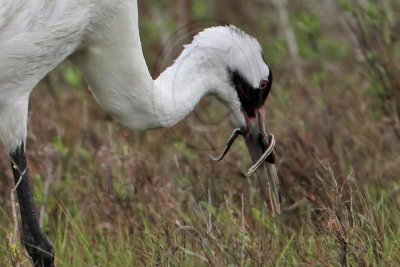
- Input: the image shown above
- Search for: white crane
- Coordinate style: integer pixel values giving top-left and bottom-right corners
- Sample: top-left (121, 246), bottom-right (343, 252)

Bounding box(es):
top-left (0, 0), bottom-right (280, 266)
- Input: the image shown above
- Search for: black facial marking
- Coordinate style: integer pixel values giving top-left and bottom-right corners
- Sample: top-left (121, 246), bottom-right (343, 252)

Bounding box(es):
top-left (268, 69), bottom-right (273, 91)
top-left (228, 68), bottom-right (272, 118)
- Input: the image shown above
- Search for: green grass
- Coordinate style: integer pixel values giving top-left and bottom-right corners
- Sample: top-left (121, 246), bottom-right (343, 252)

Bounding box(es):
top-left (1, 180), bottom-right (400, 266)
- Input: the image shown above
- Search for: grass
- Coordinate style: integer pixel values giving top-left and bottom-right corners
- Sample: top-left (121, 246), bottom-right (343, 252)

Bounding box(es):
top-left (1, 180), bottom-right (399, 266)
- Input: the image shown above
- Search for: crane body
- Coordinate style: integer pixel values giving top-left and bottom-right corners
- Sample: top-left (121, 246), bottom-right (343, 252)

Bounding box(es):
top-left (0, 1), bottom-right (279, 266)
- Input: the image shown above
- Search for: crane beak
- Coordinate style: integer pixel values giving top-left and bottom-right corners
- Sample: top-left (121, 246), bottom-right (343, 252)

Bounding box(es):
top-left (209, 108), bottom-right (280, 215)
top-left (244, 108), bottom-right (281, 215)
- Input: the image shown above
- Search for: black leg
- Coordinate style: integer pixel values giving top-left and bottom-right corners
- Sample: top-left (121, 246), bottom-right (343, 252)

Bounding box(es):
top-left (10, 144), bottom-right (54, 267)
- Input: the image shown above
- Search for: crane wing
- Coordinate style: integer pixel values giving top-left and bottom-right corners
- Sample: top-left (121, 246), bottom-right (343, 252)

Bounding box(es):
top-left (0, 0), bottom-right (91, 95)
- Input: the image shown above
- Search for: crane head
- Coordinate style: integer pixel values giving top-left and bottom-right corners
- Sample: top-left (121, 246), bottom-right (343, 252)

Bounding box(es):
top-left (192, 26), bottom-right (280, 214)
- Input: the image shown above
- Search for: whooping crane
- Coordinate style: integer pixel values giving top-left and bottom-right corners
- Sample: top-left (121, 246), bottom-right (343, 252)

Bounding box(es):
top-left (0, 0), bottom-right (279, 266)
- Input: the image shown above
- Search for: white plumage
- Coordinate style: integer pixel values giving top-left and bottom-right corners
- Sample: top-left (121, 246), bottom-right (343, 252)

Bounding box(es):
top-left (0, 0), bottom-right (268, 152)
top-left (0, 0), bottom-right (92, 151)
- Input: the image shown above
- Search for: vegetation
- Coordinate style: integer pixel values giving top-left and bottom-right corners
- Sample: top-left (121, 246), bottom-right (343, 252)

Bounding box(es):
top-left (1, 0), bottom-right (399, 266)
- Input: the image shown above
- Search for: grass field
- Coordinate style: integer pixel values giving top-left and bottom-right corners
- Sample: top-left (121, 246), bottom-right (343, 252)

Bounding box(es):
top-left (1, 1), bottom-right (400, 266)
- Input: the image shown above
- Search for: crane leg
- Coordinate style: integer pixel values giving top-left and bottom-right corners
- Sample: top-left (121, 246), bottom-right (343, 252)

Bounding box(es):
top-left (10, 144), bottom-right (54, 267)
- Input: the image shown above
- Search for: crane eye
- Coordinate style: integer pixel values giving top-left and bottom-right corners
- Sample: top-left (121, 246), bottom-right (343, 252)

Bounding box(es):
top-left (259, 80), bottom-right (268, 90)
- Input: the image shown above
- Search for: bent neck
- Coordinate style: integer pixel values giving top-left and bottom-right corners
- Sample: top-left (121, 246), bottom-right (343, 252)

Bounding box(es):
top-left (71, 0), bottom-right (219, 130)
top-left (151, 53), bottom-right (218, 127)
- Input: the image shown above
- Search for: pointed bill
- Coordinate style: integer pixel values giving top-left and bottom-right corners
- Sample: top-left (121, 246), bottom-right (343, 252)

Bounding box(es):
top-left (243, 108), bottom-right (280, 215)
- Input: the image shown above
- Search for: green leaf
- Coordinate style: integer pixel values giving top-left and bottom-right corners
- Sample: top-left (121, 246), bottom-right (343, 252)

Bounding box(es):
top-left (64, 67), bottom-right (83, 88)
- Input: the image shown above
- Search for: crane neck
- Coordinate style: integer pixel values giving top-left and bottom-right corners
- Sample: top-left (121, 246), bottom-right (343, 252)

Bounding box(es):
top-left (70, 0), bottom-right (217, 130)
top-left (151, 61), bottom-right (214, 128)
